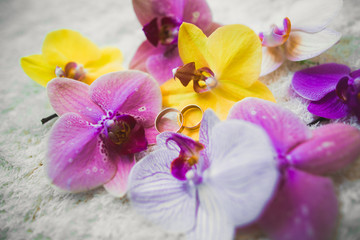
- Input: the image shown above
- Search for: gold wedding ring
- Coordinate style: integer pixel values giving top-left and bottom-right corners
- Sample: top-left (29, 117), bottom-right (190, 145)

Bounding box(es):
top-left (155, 105), bottom-right (204, 133)
top-left (155, 108), bottom-right (184, 133)
top-left (180, 104), bottom-right (203, 130)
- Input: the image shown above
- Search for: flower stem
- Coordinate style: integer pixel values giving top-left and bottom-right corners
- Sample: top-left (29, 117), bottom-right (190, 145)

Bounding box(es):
top-left (41, 113), bottom-right (58, 125)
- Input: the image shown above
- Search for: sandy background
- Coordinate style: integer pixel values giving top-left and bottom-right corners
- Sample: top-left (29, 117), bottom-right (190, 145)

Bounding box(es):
top-left (0, 0), bottom-right (360, 239)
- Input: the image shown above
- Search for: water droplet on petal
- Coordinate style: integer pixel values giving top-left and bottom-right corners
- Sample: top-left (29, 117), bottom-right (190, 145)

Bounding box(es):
top-left (92, 166), bottom-right (98, 172)
top-left (85, 169), bottom-right (91, 174)
top-left (99, 169), bottom-right (104, 174)
top-left (251, 110), bottom-right (257, 115)
top-left (68, 158), bottom-right (73, 163)
top-left (138, 106), bottom-right (146, 112)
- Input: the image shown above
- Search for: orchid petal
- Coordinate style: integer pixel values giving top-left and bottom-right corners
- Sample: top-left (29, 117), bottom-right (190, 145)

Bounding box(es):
top-left (161, 79), bottom-right (235, 120)
top-left (144, 126), bottom-right (158, 145)
top-left (90, 71), bottom-right (162, 128)
top-left (285, 28), bottom-right (341, 61)
top-left (46, 113), bottom-right (116, 192)
top-left (289, 0), bottom-right (343, 33)
top-left (292, 63), bottom-right (351, 101)
top-left (260, 18), bottom-right (291, 48)
top-left (213, 79), bottom-right (276, 103)
top-left (146, 50), bottom-right (183, 84)
top-left (308, 91), bottom-right (350, 119)
top-left (178, 22), bottom-right (210, 69)
top-left (207, 24), bottom-right (262, 88)
top-left (20, 54), bottom-right (56, 87)
top-left (128, 148), bottom-right (196, 233)
top-left (183, 0), bottom-right (212, 30)
top-left (129, 41), bottom-right (162, 73)
top-left (260, 46), bottom-right (285, 76)
top-left (203, 22), bottom-right (222, 36)
top-left (42, 29), bottom-right (101, 66)
top-left (132, 0), bottom-right (185, 26)
top-left (103, 154), bottom-right (136, 197)
top-left (259, 169), bottom-right (338, 240)
top-left (47, 78), bottom-right (105, 123)
top-left (228, 98), bottom-right (312, 157)
top-left (288, 123), bottom-right (360, 174)
top-left (207, 120), bottom-right (279, 225)
top-left (188, 183), bottom-right (234, 240)
top-left (84, 47), bottom-right (123, 85)
top-left (198, 110), bottom-right (220, 171)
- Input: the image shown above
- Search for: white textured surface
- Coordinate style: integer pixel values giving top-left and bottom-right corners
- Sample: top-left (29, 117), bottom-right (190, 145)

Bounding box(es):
top-left (0, 0), bottom-right (360, 239)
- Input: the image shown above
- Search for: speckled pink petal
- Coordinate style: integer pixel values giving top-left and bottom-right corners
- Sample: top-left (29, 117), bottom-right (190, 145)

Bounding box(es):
top-left (285, 29), bottom-right (341, 61)
top-left (228, 98), bottom-right (311, 157)
top-left (258, 169), bottom-right (338, 240)
top-left (288, 0), bottom-right (343, 33)
top-left (144, 126), bottom-right (158, 145)
top-left (89, 71), bottom-right (162, 128)
top-left (46, 113), bottom-right (116, 192)
top-left (183, 0), bottom-right (212, 30)
top-left (288, 123), bottom-right (360, 175)
top-left (260, 46), bottom-right (285, 76)
top-left (128, 148), bottom-right (196, 233)
top-left (292, 63), bottom-right (351, 101)
top-left (132, 0), bottom-right (185, 26)
top-left (47, 78), bottom-right (105, 123)
top-left (308, 91), bottom-right (350, 119)
top-left (146, 50), bottom-right (183, 84)
top-left (130, 41), bottom-right (163, 73)
top-left (103, 154), bottom-right (136, 197)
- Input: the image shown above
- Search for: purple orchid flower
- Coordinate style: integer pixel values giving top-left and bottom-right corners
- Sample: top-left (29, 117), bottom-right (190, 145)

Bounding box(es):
top-left (128, 110), bottom-right (279, 240)
top-left (130, 0), bottom-right (220, 84)
top-left (228, 97), bottom-right (360, 240)
top-left (292, 63), bottom-right (360, 121)
top-left (45, 71), bottom-right (162, 197)
top-left (259, 0), bottom-right (342, 76)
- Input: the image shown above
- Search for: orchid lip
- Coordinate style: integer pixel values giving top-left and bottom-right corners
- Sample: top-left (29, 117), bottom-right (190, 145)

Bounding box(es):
top-left (260, 17), bottom-right (292, 47)
top-left (55, 62), bottom-right (86, 81)
top-left (166, 134), bottom-right (204, 181)
top-left (143, 17), bottom-right (181, 47)
top-left (174, 62), bottom-right (217, 93)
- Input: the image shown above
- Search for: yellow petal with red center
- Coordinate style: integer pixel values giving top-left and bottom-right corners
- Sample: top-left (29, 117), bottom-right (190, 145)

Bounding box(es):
top-left (20, 54), bottom-right (56, 86)
top-left (213, 80), bottom-right (276, 103)
top-left (178, 23), bottom-right (210, 69)
top-left (42, 29), bottom-right (101, 66)
top-left (84, 47), bottom-right (124, 84)
top-left (207, 24), bottom-right (262, 88)
top-left (161, 79), bottom-right (234, 120)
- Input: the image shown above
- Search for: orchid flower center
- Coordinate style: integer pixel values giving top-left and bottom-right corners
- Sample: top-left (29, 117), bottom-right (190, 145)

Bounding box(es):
top-left (336, 73), bottom-right (360, 119)
top-left (143, 17), bottom-right (181, 47)
top-left (259, 17), bottom-right (292, 47)
top-left (174, 62), bottom-right (217, 93)
top-left (101, 114), bottom-right (147, 154)
top-left (106, 119), bottom-right (131, 145)
top-left (166, 134), bottom-right (204, 181)
top-left (55, 62), bottom-right (86, 81)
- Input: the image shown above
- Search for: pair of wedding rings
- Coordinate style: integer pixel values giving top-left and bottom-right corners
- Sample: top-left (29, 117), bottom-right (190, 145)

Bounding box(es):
top-left (155, 104), bottom-right (203, 133)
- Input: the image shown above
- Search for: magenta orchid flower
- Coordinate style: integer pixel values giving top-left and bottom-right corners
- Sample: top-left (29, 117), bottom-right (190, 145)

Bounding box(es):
top-left (259, 0), bottom-right (343, 76)
top-left (128, 110), bottom-right (279, 240)
top-left (130, 0), bottom-right (219, 84)
top-left (292, 63), bottom-right (360, 121)
top-left (229, 97), bottom-right (360, 240)
top-left (45, 71), bottom-right (162, 197)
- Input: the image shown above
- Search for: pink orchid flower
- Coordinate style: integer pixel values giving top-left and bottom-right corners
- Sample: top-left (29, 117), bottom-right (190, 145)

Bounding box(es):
top-left (45, 71), bottom-right (161, 197)
top-left (130, 0), bottom-right (219, 84)
top-left (259, 0), bottom-right (343, 76)
top-left (229, 98), bottom-right (360, 240)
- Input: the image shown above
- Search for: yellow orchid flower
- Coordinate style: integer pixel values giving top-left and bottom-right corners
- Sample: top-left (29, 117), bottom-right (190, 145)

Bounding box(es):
top-left (161, 23), bottom-right (275, 121)
top-left (20, 29), bottom-right (123, 86)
